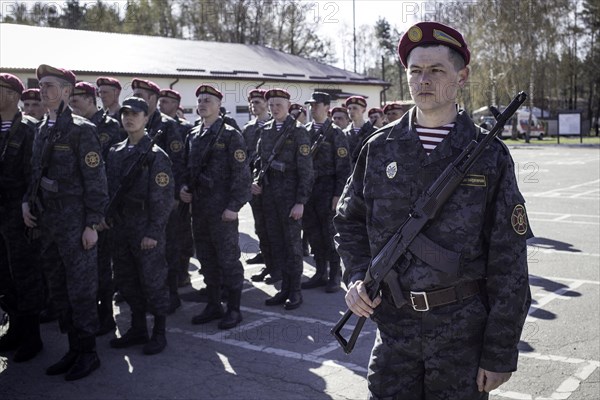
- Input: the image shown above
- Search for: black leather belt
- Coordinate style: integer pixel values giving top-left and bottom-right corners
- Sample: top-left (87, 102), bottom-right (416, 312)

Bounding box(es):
top-left (403, 280), bottom-right (481, 312)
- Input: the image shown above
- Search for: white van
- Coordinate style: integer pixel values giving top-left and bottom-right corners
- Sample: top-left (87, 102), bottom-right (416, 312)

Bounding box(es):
top-left (501, 110), bottom-right (546, 139)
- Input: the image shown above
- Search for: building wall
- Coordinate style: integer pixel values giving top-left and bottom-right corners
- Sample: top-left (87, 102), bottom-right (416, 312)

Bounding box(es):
top-left (8, 70), bottom-right (384, 127)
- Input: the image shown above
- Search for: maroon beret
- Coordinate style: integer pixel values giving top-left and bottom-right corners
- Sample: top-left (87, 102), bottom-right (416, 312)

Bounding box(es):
top-left (265, 88), bottom-right (290, 100)
top-left (36, 64), bottom-right (76, 85)
top-left (159, 89), bottom-right (181, 101)
top-left (21, 88), bottom-right (41, 102)
top-left (330, 106), bottom-right (348, 115)
top-left (248, 89), bottom-right (267, 101)
top-left (72, 81), bottom-right (97, 97)
top-left (345, 96), bottom-right (367, 108)
top-left (195, 84), bottom-right (223, 99)
top-left (398, 22), bottom-right (470, 68)
top-left (383, 103), bottom-right (405, 114)
top-left (368, 107), bottom-right (383, 117)
top-left (288, 103), bottom-right (305, 114)
top-left (96, 76), bottom-right (121, 90)
top-left (0, 73), bottom-right (25, 94)
top-left (131, 78), bottom-right (160, 95)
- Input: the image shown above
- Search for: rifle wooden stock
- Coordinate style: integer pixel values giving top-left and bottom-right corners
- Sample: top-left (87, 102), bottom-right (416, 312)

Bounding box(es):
top-left (331, 92), bottom-right (528, 354)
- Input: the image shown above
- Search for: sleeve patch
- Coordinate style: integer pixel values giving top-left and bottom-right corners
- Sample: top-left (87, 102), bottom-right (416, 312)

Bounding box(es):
top-left (337, 147), bottom-right (348, 158)
top-left (84, 152), bottom-right (101, 168)
top-left (299, 144), bottom-right (310, 156)
top-left (99, 132), bottom-right (111, 144)
top-left (155, 172), bottom-right (170, 187)
top-left (511, 204), bottom-right (528, 235)
top-left (234, 149), bottom-right (247, 162)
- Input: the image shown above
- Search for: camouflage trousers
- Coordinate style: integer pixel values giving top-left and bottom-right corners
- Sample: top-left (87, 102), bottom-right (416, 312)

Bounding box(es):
top-left (192, 204), bottom-right (244, 292)
top-left (249, 194), bottom-right (275, 271)
top-left (261, 188), bottom-right (303, 283)
top-left (111, 220), bottom-right (169, 316)
top-left (0, 202), bottom-right (43, 315)
top-left (303, 176), bottom-right (339, 264)
top-left (368, 295), bottom-right (489, 400)
top-left (97, 230), bottom-right (113, 299)
top-left (40, 205), bottom-right (99, 336)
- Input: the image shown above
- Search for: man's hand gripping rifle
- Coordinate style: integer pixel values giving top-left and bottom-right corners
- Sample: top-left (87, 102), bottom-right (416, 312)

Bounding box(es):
top-left (331, 92), bottom-right (528, 354)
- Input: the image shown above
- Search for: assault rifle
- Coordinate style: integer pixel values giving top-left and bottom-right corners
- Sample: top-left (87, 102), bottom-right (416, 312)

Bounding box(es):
top-left (105, 130), bottom-right (164, 225)
top-left (26, 101), bottom-right (65, 241)
top-left (254, 110), bottom-right (303, 186)
top-left (309, 120), bottom-right (335, 159)
top-left (178, 112), bottom-right (227, 217)
top-left (331, 92), bottom-right (528, 354)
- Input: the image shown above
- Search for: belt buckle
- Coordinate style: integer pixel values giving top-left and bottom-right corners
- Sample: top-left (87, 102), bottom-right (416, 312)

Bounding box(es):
top-left (410, 291), bottom-right (430, 312)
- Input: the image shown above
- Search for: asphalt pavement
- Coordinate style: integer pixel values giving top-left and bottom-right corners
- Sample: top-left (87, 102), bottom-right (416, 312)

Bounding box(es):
top-left (1, 145), bottom-right (598, 400)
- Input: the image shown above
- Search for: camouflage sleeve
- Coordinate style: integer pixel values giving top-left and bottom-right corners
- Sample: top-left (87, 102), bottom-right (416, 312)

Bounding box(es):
top-left (145, 150), bottom-right (174, 241)
top-left (21, 120), bottom-right (36, 192)
top-left (226, 129), bottom-right (252, 212)
top-left (77, 124), bottom-right (109, 227)
top-left (333, 127), bottom-right (351, 196)
top-left (104, 119), bottom-right (125, 155)
top-left (24, 126), bottom-right (44, 203)
top-left (480, 153), bottom-right (532, 372)
top-left (294, 126), bottom-right (314, 204)
top-left (163, 120), bottom-right (185, 196)
top-left (181, 131), bottom-right (193, 191)
top-left (333, 145), bottom-right (372, 285)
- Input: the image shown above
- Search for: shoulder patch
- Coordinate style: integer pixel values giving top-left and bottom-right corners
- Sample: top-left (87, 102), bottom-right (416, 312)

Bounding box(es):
top-left (155, 172), bottom-right (170, 187)
top-left (337, 147), bottom-right (348, 158)
top-left (170, 140), bottom-right (183, 153)
top-left (299, 144), bottom-right (310, 156)
top-left (84, 152), bottom-right (101, 168)
top-left (511, 204), bottom-right (528, 235)
top-left (99, 132), bottom-right (111, 144)
top-left (234, 149), bottom-right (247, 162)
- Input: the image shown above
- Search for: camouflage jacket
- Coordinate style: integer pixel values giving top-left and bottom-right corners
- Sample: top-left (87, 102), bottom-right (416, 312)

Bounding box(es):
top-left (90, 109), bottom-right (125, 160)
top-left (106, 134), bottom-right (174, 241)
top-left (344, 120), bottom-right (376, 164)
top-left (182, 118), bottom-right (251, 213)
top-left (255, 114), bottom-right (314, 205)
top-left (146, 109), bottom-right (185, 194)
top-left (242, 116), bottom-right (271, 163)
top-left (305, 118), bottom-right (351, 196)
top-left (334, 109), bottom-right (532, 372)
top-left (0, 112), bottom-right (36, 198)
top-left (27, 107), bottom-right (108, 227)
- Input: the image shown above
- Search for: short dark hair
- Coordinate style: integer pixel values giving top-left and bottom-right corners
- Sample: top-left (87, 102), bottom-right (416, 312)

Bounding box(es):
top-left (407, 44), bottom-right (466, 71)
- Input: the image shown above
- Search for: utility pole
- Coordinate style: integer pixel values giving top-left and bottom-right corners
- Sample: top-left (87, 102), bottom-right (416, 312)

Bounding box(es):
top-left (353, 0), bottom-right (357, 73)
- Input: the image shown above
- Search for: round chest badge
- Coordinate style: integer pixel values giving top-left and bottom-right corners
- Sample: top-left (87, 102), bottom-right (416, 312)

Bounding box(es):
top-left (170, 141), bottom-right (183, 153)
top-left (85, 152), bottom-right (100, 168)
top-left (234, 149), bottom-right (247, 162)
top-left (155, 172), bottom-right (170, 187)
top-left (299, 144), bottom-right (310, 156)
top-left (408, 26), bottom-right (423, 42)
top-left (337, 147), bottom-right (348, 158)
top-left (386, 162), bottom-right (397, 179)
top-left (99, 132), bottom-right (110, 144)
top-left (511, 204), bottom-right (528, 235)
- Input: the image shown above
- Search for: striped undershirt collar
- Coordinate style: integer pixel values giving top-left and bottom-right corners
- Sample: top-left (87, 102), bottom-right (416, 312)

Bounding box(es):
top-left (415, 123), bottom-right (455, 155)
top-left (1, 121), bottom-right (12, 131)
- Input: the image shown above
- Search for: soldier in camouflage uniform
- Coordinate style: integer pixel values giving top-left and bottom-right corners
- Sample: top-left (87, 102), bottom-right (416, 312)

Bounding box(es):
top-left (22, 65), bottom-right (108, 381)
top-left (131, 79), bottom-right (185, 314)
top-left (383, 102), bottom-right (407, 124)
top-left (0, 73), bottom-right (44, 362)
top-left (180, 85), bottom-right (250, 330)
top-left (367, 107), bottom-right (384, 128)
top-left (96, 77), bottom-right (122, 120)
top-left (301, 92), bottom-right (350, 293)
top-left (334, 22), bottom-right (531, 399)
top-left (70, 81), bottom-right (125, 336)
top-left (331, 106), bottom-right (350, 131)
top-left (343, 96), bottom-right (376, 165)
top-left (243, 89), bottom-right (278, 281)
top-left (158, 88), bottom-right (195, 287)
top-left (251, 89), bottom-right (314, 310)
top-left (21, 88), bottom-right (46, 122)
top-left (103, 96), bottom-right (174, 355)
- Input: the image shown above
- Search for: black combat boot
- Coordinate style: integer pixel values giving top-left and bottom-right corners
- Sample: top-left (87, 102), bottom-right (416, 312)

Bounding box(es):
top-left (13, 314), bottom-right (43, 362)
top-left (301, 259), bottom-right (328, 289)
top-left (284, 277), bottom-right (303, 310)
top-left (325, 260), bottom-right (342, 293)
top-left (250, 267), bottom-right (269, 282)
top-left (167, 270), bottom-right (182, 315)
top-left (143, 315), bottom-right (167, 355)
top-left (96, 295), bottom-right (116, 336)
top-left (246, 252), bottom-right (264, 265)
top-left (46, 331), bottom-right (79, 375)
top-left (218, 289), bottom-right (242, 330)
top-left (0, 313), bottom-right (21, 352)
top-left (65, 335), bottom-right (100, 381)
top-left (191, 286), bottom-right (224, 324)
top-left (109, 311), bottom-right (148, 348)
top-left (265, 274), bottom-right (290, 306)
